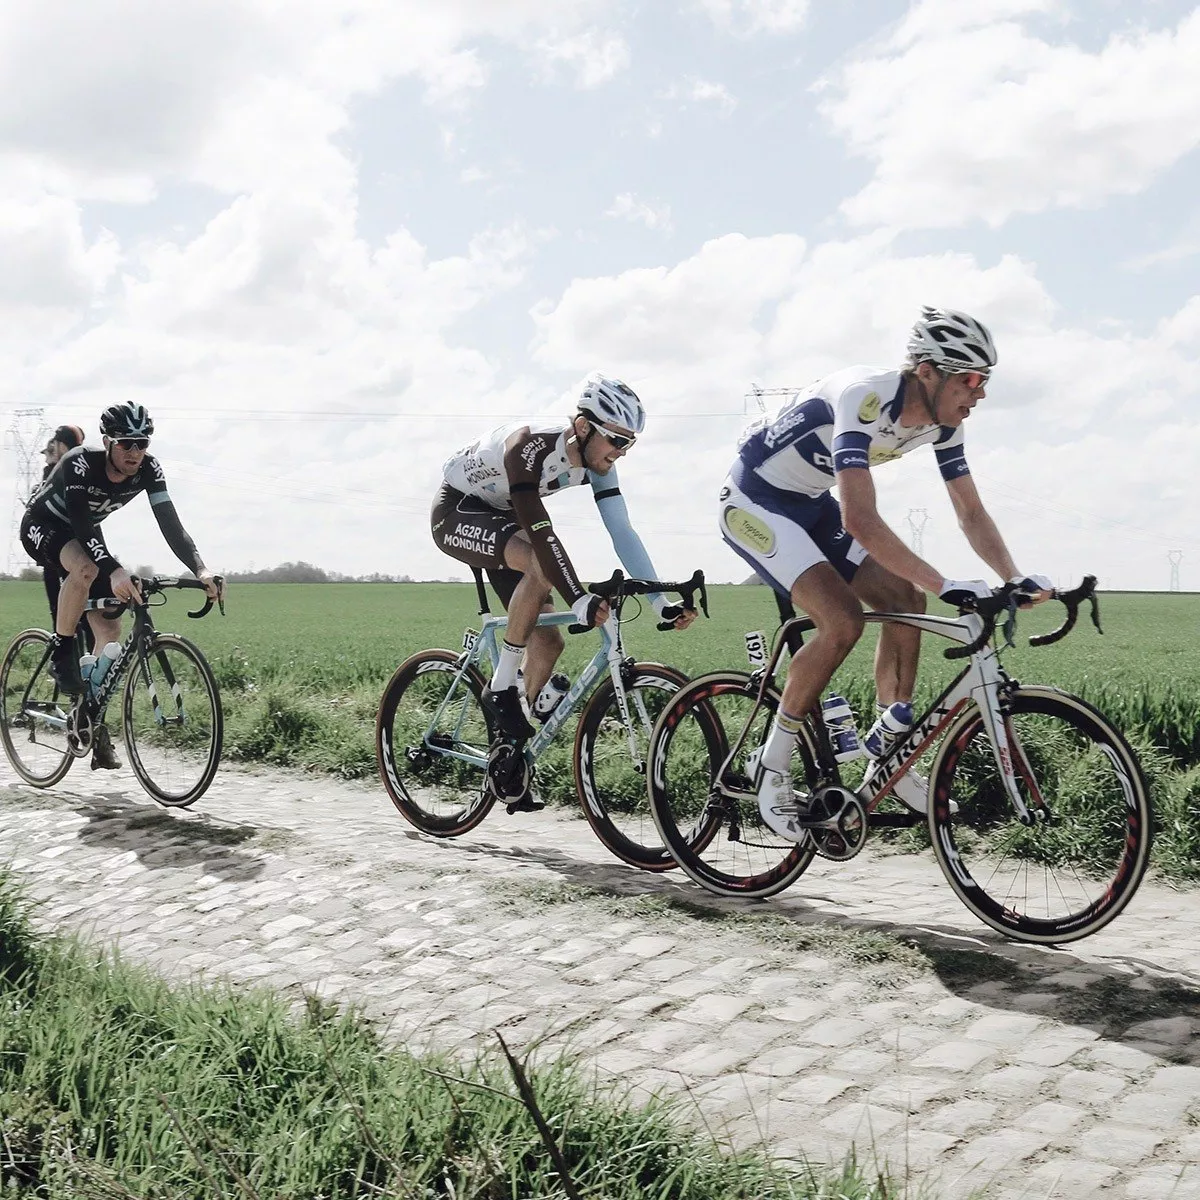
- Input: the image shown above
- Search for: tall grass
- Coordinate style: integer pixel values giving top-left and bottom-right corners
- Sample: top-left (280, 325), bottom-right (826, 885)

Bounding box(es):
top-left (0, 871), bottom-right (911, 1199)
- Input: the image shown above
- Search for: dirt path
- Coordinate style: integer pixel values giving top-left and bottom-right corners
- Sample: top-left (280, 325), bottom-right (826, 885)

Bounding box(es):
top-left (2, 756), bottom-right (1198, 1199)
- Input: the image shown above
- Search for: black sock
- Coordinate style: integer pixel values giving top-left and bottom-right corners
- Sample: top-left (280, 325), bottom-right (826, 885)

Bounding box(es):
top-left (50, 633), bottom-right (70, 657)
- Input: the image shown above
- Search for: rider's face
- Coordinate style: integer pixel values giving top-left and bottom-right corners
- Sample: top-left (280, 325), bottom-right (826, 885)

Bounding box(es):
top-left (107, 437), bottom-right (148, 476)
top-left (578, 418), bottom-right (635, 474)
top-left (934, 369), bottom-right (988, 426)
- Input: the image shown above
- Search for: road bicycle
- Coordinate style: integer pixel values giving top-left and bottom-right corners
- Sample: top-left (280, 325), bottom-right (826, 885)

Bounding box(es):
top-left (1, 576), bottom-right (225, 807)
top-left (376, 569), bottom-right (710, 871)
top-left (647, 578), bottom-right (1153, 944)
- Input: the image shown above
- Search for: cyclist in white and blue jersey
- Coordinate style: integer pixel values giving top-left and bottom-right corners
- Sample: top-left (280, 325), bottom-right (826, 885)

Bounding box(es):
top-left (718, 307), bottom-right (1051, 835)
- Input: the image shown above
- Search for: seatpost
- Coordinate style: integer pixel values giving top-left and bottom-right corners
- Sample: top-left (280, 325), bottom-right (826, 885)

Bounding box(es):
top-left (775, 590), bottom-right (805, 655)
top-left (470, 567), bottom-right (492, 616)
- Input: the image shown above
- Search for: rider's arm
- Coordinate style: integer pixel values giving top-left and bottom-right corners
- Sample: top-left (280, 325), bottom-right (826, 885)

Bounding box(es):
top-left (503, 432), bottom-right (587, 606)
top-left (62, 456), bottom-right (118, 570)
top-left (944, 474), bottom-right (1019, 580)
top-left (589, 469), bottom-right (667, 615)
top-left (837, 466), bottom-right (944, 593)
top-left (143, 459), bottom-right (207, 575)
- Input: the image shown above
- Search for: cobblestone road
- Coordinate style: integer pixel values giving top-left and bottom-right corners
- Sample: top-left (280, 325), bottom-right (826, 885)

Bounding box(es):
top-left (2, 756), bottom-right (1199, 1200)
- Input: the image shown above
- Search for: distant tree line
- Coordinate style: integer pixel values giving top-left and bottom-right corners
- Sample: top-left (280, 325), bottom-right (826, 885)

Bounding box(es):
top-left (0, 562), bottom-right (415, 584)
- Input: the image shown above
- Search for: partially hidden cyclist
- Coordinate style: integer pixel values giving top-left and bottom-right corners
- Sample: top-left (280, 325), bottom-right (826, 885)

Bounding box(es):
top-left (718, 306), bottom-right (1050, 837)
top-left (19, 402), bottom-right (225, 770)
top-left (37, 424), bottom-right (88, 634)
top-left (433, 375), bottom-right (695, 743)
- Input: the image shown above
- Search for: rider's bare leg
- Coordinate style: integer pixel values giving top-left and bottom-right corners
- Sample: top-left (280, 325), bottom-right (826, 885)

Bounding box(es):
top-left (55, 541), bottom-right (96, 641)
top-left (851, 557), bottom-right (924, 707)
top-left (501, 535), bottom-right (564, 703)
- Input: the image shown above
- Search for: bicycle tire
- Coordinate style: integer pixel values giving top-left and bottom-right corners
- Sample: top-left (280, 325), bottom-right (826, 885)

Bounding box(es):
top-left (574, 662), bottom-right (702, 871)
top-left (376, 649), bottom-right (496, 836)
top-left (123, 634), bottom-right (223, 807)
top-left (648, 670), bottom-right (818, 898)
top-left (0, 629), bottom-right (74, 788)
top-left (929, 685), bottom-right (1153, 943)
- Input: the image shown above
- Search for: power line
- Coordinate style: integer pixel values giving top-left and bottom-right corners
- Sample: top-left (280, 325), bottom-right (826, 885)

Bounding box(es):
top-left (4, 408), bottom-right (46, 575)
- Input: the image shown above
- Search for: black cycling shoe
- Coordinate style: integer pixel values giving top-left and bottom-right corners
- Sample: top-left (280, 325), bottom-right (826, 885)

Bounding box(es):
top-left (481, 685), bottom-right (534, 742)
top-left (49, 652), bottom-right (85, 697)
top-left (90, 724), bottom-right (122, 771)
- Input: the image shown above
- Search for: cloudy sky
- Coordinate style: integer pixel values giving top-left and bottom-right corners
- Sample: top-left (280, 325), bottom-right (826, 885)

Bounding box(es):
top-left (3, 0), bottom-right (1199, 591)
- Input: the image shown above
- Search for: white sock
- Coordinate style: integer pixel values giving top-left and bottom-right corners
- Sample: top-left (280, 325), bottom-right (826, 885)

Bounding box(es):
top-left (490, 640), bottom-right (524, 692)
top-left (762, 709), bottom-right (804, 774)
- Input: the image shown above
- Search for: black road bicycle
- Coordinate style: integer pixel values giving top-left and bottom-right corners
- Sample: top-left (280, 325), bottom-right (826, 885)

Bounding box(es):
top-left (1, 575), bottom-right (225, 807)
top-left (647, 578), bottom-right (1153, 944)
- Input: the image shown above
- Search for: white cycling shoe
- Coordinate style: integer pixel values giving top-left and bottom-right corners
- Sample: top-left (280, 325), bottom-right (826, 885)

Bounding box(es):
top-left (861, 761), bottom-right (957, 816)
top-left (749, 748), bottom-right (812, 842)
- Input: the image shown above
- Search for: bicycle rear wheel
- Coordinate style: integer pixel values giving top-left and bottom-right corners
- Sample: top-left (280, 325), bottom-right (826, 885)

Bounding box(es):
top-left (123, 634), bottom-right (223, 807)
top-left (0, 629), bottom-right (73, 788)
top-left (376, 649), bottom-right (496, 836)
top-left (929, 685), bottom-right (1153, 943)
top-left (648, 671), bottom-right (817, 897)
top-left (574, 662), bottom-right (704, 871)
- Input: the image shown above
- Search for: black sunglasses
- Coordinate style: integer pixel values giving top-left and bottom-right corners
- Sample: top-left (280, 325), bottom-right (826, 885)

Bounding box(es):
top-left (114, 437), bottom-right (150, 451)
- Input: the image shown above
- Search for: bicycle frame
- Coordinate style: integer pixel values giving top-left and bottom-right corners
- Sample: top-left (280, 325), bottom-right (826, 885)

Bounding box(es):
top-left (743, 607), bottom-right (1041, 823)
top-left (429, 607), bottom-right (642, 770)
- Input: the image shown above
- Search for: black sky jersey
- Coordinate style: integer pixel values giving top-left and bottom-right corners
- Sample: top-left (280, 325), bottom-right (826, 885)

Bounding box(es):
top-left (25, 446), bottom-right (204, 574)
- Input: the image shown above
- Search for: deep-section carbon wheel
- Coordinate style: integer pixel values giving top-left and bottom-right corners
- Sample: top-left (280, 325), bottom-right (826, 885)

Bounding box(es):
top-left (929, 685), bottom-right (1153, 943)
top-left (648, 670), bottom-right (818, 898)
top-left (376, 649), bottom-right (496, 836)
top-left (123, 634), bottom-right (223, 807)
top-left (0, 629), bottom-right (73, 788)
top-left (574, 662), bottom-right (697, 871)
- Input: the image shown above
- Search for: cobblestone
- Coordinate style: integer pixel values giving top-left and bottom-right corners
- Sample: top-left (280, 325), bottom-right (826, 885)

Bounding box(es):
top-left (4, 758), bottom-right (1200, 1200)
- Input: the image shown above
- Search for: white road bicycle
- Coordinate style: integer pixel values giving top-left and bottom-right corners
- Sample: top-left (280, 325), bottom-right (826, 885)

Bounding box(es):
top-left (647, 578), bottom-right (1153, 944)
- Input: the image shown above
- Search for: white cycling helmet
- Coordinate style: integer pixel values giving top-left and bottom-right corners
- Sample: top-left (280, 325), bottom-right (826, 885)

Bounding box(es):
top-left (578, 375), bottom-right (646, 435)
top-left (906, 306), bottom-right (997, 373)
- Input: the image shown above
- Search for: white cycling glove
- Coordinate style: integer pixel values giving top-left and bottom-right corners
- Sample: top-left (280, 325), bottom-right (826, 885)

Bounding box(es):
top-left (1010, 573), bottom-right (1053, 599)
top-left (571, 593), bottom-right (604, 627)
top-left (938, 578), bottom-right (992, 607)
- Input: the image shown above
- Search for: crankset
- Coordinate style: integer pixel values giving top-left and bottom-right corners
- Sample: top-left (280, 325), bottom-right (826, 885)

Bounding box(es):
top-left (66, 703), bottom-right (96, 758)
top-left (805, 785), bottom-right (868, 862)
top-left (486, 741), bottom-right (542, 814)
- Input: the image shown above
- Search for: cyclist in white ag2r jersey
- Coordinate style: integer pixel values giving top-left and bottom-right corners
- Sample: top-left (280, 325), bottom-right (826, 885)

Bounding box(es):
top-left (719, 307), bottom-right (1052, 836)
top-left (434, 376), bottom-right (696, 743)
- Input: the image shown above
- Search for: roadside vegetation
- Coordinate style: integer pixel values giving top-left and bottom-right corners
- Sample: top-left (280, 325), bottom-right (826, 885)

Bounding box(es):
top-left (0, 870), bottom-right (914, 1199)
top-left (2, 581), bottom-right (1198, 880)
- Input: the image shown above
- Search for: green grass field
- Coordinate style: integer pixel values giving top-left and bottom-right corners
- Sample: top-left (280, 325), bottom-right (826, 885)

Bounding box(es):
top-left (3, 580), bottom-right (1199, 876)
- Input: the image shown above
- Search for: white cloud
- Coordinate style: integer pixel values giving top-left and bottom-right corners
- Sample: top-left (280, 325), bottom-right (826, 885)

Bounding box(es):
top-left (695, 0), bottom-right (810, 35)
top-left (822, 3), bottom-right (1200, 229)
top-left (534, 28), bottom-right (631, 89)
top-left (605, 193), bottom-right (674, 233)
top-left (661, 76), bottom-right (737, 115)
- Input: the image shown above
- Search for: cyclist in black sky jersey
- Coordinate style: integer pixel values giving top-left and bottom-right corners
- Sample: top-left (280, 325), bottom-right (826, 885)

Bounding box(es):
top-left (21, 402), bottom-right (224, 767)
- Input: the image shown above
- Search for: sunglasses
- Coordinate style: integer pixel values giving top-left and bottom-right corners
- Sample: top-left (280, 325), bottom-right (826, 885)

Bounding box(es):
top-left (586, 419), bottom-right (637, 450)
top-left (113, 437), bottom-right (150, 451)
top-left (941, 368), bottom-right (990, 389)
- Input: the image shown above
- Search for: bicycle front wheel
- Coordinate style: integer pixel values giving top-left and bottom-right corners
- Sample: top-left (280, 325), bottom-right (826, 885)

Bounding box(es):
top-left (574, 662), bottom-right (700, 871)
top-left (648, 671), bottom-right (818, 898)
top-left (0, 629), bottom-right (73, 788)
top-left (123, 634), bottom-right (223, 807)
top-left (929, 685), bottom-right (1153, 943)
top-left (376, 649), bottom-right (496, 836)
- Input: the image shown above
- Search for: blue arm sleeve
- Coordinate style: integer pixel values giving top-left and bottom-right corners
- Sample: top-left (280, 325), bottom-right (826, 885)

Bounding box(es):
top-left (589, 469), bottom-right (666, 615)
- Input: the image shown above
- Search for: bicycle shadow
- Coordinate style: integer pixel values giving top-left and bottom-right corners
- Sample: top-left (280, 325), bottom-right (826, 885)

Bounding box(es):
top-left (403, 826), bottom-right (1200, 1068)
top-left (72, 789), bottom-right (268, 883)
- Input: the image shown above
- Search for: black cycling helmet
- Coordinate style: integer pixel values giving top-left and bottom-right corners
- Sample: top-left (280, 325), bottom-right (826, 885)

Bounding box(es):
top-left (99, 401), bottom-right (154, 439)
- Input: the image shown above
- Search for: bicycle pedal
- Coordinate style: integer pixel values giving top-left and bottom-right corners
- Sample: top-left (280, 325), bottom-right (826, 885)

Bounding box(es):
top-left (505, 796), bottom-right (545, 815)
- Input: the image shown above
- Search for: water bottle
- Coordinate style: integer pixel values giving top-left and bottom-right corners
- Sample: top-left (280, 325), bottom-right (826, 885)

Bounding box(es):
top-left (90, 642), bottom-right (123, 694)
top-left (821, 693), bottom-right (864, 763)
top-left (79, 653), bottom-right (98, 694)
top-left (532, 673), bottom-right (570, 722)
